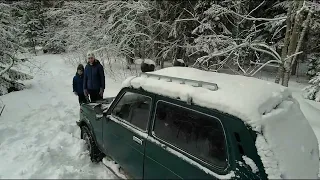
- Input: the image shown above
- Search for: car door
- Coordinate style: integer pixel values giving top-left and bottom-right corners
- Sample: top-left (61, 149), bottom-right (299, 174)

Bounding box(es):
top-left (103, 88), bottom-right (154, 179)
top-left (90, 105), bottom-right (104, 146)
top-left (144, 97), bottom-right (232, 179)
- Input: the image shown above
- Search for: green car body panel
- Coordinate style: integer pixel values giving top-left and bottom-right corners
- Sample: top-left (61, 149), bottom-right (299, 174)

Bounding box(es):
top-left (78, 87), bottom-right (268, 179)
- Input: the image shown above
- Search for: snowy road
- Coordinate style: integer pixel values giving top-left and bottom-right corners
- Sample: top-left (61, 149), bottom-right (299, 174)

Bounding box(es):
top-left (0, 55), bottom-right (121, 179)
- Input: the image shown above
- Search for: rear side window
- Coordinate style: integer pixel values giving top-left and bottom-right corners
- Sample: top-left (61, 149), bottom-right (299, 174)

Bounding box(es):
top-left (153, 101), bottom-right (227, 168)
top-left (112, 91), bottom-right (151, 131)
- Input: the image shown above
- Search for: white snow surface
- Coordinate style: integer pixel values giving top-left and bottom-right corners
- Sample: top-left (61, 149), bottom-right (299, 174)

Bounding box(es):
top-left (143, 59), bottom-right (156, 66)
top-left (123, 66), bottom-right (290, 129)
top-left (102, 158), bottom-right (127, 179)
top-left (242, 156), bottom-right (258, 173)
top-left (258, 98), bottom-right (319, 179)
top-left (134, 58), bottom-right (156, 66)
top-left (176, 59), bottom-right (185, 63)
top-left (0, 54), bottom-right (122, 179)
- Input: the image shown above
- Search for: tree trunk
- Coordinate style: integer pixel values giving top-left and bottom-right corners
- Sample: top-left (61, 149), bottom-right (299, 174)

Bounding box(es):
top-left (275, 1), bottom-right (294, 84)
top-left (160, 58), bottom-right (164, 69)
top-left (282, 0), bottom-right (304, 87)
top-left (283, 1), bottom-right (312, 86)
top-left (291, 59), bottom-right (298, 75)
top-left (33, 39), bottom-right (37, 55)
top-left (291, 6), bottom-right (313, 71)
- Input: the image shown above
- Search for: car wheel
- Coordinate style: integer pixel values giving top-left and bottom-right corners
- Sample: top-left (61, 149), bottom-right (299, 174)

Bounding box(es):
top-left (81, 125), bottom-right (104, 163)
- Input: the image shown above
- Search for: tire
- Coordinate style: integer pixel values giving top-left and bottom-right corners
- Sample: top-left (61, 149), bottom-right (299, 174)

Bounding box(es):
top-left (81, 125), bottom-right (104, 163)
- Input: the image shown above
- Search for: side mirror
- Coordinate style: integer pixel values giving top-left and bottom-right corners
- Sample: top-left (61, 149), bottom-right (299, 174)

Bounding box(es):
top-left (94, 105), bottom-right (103, 120)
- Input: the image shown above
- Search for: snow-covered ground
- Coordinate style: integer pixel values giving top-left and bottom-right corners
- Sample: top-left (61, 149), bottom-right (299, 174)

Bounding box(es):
top-left (0, 54), bottom-right (122, 179)
top-left (0, 54), bottom-right (320, 178)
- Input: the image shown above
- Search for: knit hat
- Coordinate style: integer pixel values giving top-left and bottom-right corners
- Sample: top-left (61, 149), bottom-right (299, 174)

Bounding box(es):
top-left (77, 64), bottom-right (84, 71)
top-left (87, 51), bottom-right (95, 59)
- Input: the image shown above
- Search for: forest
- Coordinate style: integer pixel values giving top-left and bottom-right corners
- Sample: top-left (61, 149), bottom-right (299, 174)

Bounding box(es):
top-left (1, 0), bottom-right (320, 101)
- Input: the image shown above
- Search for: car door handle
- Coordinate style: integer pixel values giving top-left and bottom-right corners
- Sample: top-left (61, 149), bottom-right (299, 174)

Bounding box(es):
top-left (132, 136), bottom-right (143, 145)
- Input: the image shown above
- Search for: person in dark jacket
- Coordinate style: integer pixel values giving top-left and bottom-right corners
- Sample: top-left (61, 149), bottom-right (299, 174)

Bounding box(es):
top-left (83, 51), bottom-right (105, 102)
top-left (73, 64), bottom-right (88, 104)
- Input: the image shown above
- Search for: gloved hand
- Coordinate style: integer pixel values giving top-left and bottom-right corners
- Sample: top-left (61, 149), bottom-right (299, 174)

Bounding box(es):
top-left (84, 89), bottom-right (88, 96)
top-left (99, 88), bottom-right (104, 97)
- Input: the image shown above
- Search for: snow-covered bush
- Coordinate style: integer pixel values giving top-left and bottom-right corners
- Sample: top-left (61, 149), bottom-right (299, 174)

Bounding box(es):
top-left (0, 3), bottom-right (33, 96)
top-left (303, 72), bottom-right (320, 102)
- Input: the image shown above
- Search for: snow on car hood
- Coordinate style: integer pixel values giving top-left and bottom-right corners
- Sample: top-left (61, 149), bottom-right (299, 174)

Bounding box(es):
top-left (87, 99), bottom-right (114, 113)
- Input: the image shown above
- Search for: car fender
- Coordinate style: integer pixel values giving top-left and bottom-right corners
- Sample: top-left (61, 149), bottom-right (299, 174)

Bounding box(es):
top-left (78, 117), bottom-right (98, 143)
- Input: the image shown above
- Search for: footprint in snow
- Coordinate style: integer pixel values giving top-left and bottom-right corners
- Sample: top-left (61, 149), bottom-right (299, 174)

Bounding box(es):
top-left (0, 128), bottom-right (18, 144)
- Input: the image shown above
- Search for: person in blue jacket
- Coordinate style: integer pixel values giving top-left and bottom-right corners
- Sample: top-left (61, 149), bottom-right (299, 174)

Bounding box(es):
top-left (73, 64), bottom-right (88, 104)
top-left (83, 51), bottom-right (105, 102)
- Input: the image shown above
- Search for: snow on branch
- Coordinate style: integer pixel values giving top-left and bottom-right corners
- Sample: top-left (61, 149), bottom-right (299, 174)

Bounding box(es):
top-left (249, 43), bottom-right (281, 62)
top-left (205, 4), bottom-right (287, 22)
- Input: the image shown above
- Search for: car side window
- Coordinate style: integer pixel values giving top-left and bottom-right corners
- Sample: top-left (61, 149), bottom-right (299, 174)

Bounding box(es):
top-left (112, 91), bottom-right (151, 131)
top-left (153, 101), bottom-right (227, 168)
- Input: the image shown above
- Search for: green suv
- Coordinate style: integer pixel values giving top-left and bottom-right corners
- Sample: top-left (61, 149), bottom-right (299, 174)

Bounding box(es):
top-left (77, 67), bottom-right (319, 179)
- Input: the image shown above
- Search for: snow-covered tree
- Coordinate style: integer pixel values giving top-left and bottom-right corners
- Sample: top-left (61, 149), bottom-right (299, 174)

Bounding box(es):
top-left (21, 1), bottom-right (45, 54)
top-left (306, 53), bottom-right (320, 79)
top-left (43, 1), bottom-right (109, 57)
top-left (303, 72), bottom-right (320, 102)
top-left (190, 0), bottom-right (285, 75)
top-left (0, 3), bottom-right (33, 96)
top-left (42, 1), bottom-right (69, 54)
top-left (45, 0), bottom-right (200, 69)
top-left (188, 0), bottom-right (319, 87)
top-left (24, 0), bottom-right (319, 87)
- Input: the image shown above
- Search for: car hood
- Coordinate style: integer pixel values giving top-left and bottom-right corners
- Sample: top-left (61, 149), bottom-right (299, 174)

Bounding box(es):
top-left (87, 97), bottom-right (115, 111)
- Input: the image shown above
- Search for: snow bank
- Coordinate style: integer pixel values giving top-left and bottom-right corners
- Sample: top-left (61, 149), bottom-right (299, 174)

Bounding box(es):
top-left (258, 98), bottom-right (319, 179)
top-left (293, 92), bottom-right (320, 177)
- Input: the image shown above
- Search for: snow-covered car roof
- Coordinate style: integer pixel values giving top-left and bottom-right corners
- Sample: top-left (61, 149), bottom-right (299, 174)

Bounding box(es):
top-left (122, 66), bottom-right (291, 128)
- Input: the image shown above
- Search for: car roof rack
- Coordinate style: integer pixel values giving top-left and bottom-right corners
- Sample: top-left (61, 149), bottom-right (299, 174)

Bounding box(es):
top-left (139, 72), bottom-right (219, 91)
